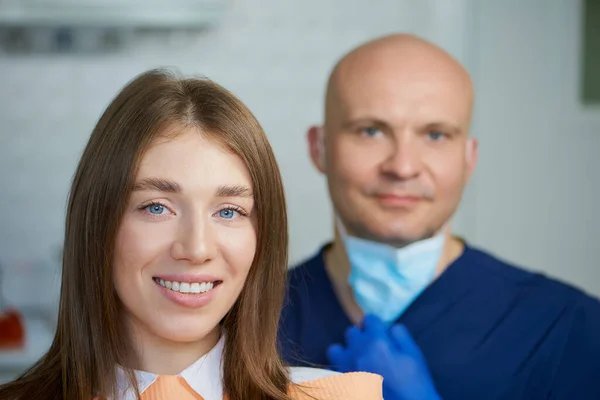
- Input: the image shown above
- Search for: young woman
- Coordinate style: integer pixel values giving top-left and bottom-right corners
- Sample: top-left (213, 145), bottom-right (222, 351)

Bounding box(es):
top-left (0, 70), bottom-right (382, 400)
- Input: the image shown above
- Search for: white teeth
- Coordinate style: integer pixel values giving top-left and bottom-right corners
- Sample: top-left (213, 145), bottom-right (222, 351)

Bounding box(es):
top-left (180, 282), bottom-right (191, 293)
top-left (155, 278), bottom-right (216, 294)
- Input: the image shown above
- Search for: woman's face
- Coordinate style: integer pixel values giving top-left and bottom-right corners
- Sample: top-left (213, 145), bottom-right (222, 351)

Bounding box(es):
top-left (113, 128), bottom-right (257, 354)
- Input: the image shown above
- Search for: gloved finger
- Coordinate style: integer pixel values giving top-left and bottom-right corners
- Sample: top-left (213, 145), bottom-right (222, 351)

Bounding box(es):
top-left (362, 314), bottom-right (388, 337)
top-left (326, 343), bottom-right (354, 372)
top-left (389, 324), bottom-right (426, 363)
top-left (354, 334), bottom-right (395, 371)
top-left (345, 325), bottom-right (365, 350)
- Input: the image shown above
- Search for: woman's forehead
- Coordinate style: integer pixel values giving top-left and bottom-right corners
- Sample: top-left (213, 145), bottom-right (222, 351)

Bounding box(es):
top-left (136, 130), bottom-right (252, 192)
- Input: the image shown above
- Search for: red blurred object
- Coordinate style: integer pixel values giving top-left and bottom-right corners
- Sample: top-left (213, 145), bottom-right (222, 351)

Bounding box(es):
top-left (0, 308), bottom-right (25, 349)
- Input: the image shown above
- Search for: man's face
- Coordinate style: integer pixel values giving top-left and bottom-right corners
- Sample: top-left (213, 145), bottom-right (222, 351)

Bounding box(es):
top-left (309, 60), bottom-right (477, 246)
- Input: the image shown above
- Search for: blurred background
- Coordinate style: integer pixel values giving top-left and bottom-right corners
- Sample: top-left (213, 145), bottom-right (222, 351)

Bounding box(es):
top-left (0, 0), bottom-right (599, 384)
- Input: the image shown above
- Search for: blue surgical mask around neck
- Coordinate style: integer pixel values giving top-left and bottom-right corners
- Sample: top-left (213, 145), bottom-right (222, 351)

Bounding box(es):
top-left (337, 219), bottom-right (445, 324)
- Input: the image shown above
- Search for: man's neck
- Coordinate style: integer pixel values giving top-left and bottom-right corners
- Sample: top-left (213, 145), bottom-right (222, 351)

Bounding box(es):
top-left (323, 231), bottom-right (465, 325)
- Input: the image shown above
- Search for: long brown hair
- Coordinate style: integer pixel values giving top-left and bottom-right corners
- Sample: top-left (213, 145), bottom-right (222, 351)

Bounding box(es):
top-left (0, 69), bottom-right (291, 400)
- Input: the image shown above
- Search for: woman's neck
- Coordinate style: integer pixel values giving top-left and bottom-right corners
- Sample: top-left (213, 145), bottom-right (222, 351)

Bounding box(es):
top-left (124, 320), bottom-right (221, 375)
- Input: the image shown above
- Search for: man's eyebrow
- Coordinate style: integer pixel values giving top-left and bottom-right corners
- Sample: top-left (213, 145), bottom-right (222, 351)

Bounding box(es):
top-left (341, 118), bottom-right (391, 130)
top-left (423, 121), bottom-right (462, 135)
top-left (132, 178), bottom-right (182, 193)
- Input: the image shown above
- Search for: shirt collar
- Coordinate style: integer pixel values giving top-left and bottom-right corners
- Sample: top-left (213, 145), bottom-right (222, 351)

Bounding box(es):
top-left (114, 335), bottom-right (225, 400)
top-left (113, 335), bottom-right (338, 399)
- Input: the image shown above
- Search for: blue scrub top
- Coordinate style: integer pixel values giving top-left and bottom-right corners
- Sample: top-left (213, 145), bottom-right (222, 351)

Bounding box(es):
top-left (278, 242), bottom-right (600, 399)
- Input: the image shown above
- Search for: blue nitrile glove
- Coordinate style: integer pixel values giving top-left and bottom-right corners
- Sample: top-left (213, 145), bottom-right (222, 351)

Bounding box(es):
top-left (327, 314), bottom-right (442, 400)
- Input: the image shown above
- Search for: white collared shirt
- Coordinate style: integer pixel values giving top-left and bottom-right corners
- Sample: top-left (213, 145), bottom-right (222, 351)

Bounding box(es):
top-left (113, 336), bottom-right (338, 400)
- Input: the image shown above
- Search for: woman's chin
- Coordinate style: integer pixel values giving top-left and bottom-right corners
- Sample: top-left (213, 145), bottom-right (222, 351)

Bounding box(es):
top-left (152, 322), bottom-right (220, 345)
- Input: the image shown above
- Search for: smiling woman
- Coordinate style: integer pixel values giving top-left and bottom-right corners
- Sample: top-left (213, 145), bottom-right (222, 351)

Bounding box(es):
top-left (115, 130), bottom-right (259, 349)
top-left (0, 69), bottom-right (383, 400)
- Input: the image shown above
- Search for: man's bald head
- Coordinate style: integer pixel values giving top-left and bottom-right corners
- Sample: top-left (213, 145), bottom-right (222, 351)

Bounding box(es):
top-left (308, 33), bottom-right (478, 246)
top-left (325, 33), bottom-right (474, 131)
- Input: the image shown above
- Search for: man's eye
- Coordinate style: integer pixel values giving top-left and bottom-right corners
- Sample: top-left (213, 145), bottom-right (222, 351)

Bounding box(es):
top-left (428, 131), bottom-right (445, 141)
top-left (361, 127), bottom-right (381, 137)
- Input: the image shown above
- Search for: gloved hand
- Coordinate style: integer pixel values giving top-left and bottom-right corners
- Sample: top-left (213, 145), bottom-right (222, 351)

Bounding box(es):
top-left (327, 314), bottom-right (442, 400)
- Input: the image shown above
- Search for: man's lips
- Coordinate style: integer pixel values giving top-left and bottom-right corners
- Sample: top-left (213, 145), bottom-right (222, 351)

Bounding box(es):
top-left (375, 193), bottom-right (423, 206)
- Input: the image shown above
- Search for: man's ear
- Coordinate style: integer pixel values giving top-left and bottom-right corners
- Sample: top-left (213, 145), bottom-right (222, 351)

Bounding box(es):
top-left (307, 125), bottom-right (326, 173)
top-left (465, 137), bottom-right (478, 179)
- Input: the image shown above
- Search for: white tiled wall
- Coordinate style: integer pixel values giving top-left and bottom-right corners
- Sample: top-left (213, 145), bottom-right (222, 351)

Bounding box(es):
top-left (0, 0), bottom-right (448, 309)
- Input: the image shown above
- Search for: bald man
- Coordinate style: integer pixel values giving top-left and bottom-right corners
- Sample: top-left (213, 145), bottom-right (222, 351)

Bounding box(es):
top-left (278, 34), bottom-right (600, 400)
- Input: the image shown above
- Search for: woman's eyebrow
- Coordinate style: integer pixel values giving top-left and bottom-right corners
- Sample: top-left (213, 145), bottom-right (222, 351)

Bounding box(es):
top-left (133, 178), bottom-right (182, 193)
top-left (216, 185), bottom-right (253, 198)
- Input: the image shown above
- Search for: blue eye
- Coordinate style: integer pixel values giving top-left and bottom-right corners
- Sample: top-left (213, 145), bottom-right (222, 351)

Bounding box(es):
top-left (219, 208), bottom-right (239, 219)
top-left (146, 204), bottom-right (166, 215)
top-left (428, 131), bottom-right (445, 141)
top-left (362, 127), bottom-right (381, 137)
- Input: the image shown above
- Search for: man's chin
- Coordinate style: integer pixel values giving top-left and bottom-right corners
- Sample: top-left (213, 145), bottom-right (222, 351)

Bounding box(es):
top-left (356, 222), bottom-right (439, 247)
